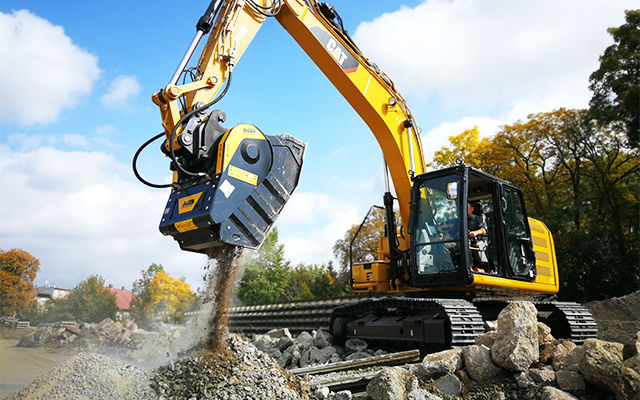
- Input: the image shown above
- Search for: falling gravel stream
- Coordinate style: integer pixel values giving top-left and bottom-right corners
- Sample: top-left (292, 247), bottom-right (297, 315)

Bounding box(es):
top-left (204, 244), bottom-right (243, 352)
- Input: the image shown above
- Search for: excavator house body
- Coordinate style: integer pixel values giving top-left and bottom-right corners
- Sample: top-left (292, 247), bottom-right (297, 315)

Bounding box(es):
top-left (159, 123), bottom-right (305, 253)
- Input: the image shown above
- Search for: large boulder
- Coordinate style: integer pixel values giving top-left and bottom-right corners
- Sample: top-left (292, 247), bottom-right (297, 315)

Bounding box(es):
top-left (407, 389), bottom-right (442, 400)
top-left (366, 367), bottom-right (418, 400)
top-left (551, 343), bottom-right (583, 371)
top-left (555, 370), bottom-right (585, 392)
top-left (475, 330), bottom-right (497, 348)
top-left (252, 334), bottom-right (276, 352)
top-left (300, 346), bottom-right (337, 367)
top-left (416, 348), bottom-right (463, 378)
top-left (541, 339), bottom-right (577, 365)
top-left (294, 331), bottom-right (315, 350)
top-left (266, 328), bottom-right (292, 340)
top-left (540, 386), bottom-right (579, 400)
top-left (434, 373), bottom-right (463, 396)
top-left (623, 332), bottom-right (640, 360)
top-left (344, 338), bottom-right (368, 354)
top-left (491, 302), bottom-right (539, 371)
top-left (462, 344), bottom-right (502, 381)
top-left (328, 390), bottom-right (352, 400)
top-left (514, 372), bottom-right (535, 389)
top-left (277, 335), bottom-right (294, 351)
top-left (279, 342), bottom-right (302, 368)
top-left (314, 330), bottom-right (332, 348)
top-left (624, 354), bottom-right (640, 374)
top-left (538, 322), bottom-right (555, 345)
top-left (578, 338), bottom-right (640, 400)
top-left (529, 366), bottom-right (555, 383)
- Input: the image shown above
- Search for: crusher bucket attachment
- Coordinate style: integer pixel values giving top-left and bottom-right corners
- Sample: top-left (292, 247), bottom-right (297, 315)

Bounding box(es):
top-left (159, 111), bottom-right (305, 252)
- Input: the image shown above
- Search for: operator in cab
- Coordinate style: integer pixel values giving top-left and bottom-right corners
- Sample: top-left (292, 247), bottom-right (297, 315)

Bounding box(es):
top-left (468, 201), bottom-right (489, 271)
top-left (467, 202), bottom-right (487, 238)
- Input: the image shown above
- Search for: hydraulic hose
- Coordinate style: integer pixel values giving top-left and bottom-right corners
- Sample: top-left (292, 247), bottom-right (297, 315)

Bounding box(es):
top-left (132, 132), bottom-right (173, 189)
top-left (168, 71), bottom-right (233, 179)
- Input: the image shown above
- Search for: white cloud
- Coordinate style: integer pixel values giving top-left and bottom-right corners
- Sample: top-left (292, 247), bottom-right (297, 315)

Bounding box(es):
top-left (276, 192), bottom-right (361, 266)
top-left (0, 145), bottom-right (206, 290)
top-left (354, 0), bottom-right (635, 119)
top-left (0, 10), bottom-right (100, 126)
top-left (421, 117), bottom-right (503, 165)
top-left (101, 75), bottom-right (141, 108)
top-left (7, 131), bottom-right (111, 151)
top-left (95, 125), bottom-right (116, 136)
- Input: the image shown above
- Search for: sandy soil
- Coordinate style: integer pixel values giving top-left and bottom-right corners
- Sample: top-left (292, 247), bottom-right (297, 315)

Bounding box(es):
top-left (0, 339), bottom-right (71, 399)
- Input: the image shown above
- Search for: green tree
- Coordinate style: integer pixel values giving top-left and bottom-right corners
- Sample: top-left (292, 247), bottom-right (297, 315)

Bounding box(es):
top-left (0, 249), bottom-right (40, 316)
top-left (44, 275), bottom-right (118, 323)
top-left (237, 228), bottom-right (291, 304)
top-left (589, 10), bottom-right (640, 147)
top-left (286, 262), bottom-right (349, 301)
top-left (130, 263), bottom-right (164, 327)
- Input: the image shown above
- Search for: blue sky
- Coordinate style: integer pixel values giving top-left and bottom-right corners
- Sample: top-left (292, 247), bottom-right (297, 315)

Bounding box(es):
top-left (0, 0), bottom-right (634, 290)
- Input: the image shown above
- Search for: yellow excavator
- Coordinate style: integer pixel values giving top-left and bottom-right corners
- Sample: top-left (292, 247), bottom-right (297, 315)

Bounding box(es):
top-left (133, 0), bottom-right (597, 348)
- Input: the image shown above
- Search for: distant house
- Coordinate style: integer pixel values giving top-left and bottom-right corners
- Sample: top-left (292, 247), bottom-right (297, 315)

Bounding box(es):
top-left (33, 285), bottom-right (71, 306)
top-left (108, 286), bottom-right (134, 313)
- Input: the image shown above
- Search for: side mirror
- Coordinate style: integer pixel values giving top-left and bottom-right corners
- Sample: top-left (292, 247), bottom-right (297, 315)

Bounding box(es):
top-left (446, 182), bottom-right (458, 200)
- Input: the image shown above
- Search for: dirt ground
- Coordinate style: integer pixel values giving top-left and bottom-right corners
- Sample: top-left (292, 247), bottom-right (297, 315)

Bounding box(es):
top-left (585, 290), bottom-right (640, 344)
top-left (0, 339), bottom-right (71, 399)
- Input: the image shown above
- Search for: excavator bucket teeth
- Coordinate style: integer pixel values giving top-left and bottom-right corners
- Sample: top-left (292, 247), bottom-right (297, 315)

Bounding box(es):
top-left (159, 124), bottom-right (305, 252)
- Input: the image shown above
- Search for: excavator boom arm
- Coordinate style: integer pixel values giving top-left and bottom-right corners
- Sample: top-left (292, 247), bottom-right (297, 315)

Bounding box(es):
top-left (152, 0), bottom-right (426, 246)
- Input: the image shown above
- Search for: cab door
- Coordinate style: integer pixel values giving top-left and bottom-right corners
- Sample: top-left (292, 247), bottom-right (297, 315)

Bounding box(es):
top-left (499, 184), bottom-right (536, 280)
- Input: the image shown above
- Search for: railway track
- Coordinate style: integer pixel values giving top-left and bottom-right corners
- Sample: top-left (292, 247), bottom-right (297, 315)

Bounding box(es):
top-left (228, 296), bottom-right (366, 333)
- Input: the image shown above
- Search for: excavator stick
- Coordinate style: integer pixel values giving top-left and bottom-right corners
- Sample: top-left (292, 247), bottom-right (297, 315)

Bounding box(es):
top-left (159, 118), bottom-right (306, 253)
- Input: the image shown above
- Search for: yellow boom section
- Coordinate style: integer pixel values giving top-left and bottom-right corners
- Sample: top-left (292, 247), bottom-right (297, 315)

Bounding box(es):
top-left (152, 0), bottom-right (426, 248)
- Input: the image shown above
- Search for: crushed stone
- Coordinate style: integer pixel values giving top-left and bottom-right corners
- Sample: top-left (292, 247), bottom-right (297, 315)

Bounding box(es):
top-left (5, 351), bottom-right (154, 400)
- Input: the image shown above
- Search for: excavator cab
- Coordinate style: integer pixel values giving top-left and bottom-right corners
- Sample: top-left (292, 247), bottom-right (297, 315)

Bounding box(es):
top-left (408, 165), bottom-right (536, 288)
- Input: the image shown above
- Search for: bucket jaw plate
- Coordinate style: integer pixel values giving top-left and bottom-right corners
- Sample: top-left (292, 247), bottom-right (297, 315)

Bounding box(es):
top-left (159, 123), bottom-right (305, 252)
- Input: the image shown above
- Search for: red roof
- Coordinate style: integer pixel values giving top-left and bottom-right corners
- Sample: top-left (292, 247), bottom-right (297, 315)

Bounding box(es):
top-left (108, 288), bottom-right (133, 311)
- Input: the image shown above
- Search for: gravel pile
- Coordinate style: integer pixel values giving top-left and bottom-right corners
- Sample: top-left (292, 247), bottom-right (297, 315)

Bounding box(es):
top-left (5, 352), bottom-right (154, 400)
top-left (151, 334), bottom-right (312, 399)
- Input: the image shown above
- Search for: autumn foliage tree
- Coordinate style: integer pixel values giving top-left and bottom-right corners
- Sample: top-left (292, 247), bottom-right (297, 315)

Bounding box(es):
top-left (130, 264), bottom-right (195, 325)
top-left (0, 249), bottom-right (40, 316)
top-left (333, 207), bottom-right (386, 271)
top-left (432, 109), bottom-right (640, 301)
top-left (147, 271), bottom-right (195, 322)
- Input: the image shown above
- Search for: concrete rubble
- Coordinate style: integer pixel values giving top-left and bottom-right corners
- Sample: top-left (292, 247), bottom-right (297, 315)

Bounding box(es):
top-left (8, 295), bottom-right (640, 400)
top-left (17, 318), bottom-right (198, 367)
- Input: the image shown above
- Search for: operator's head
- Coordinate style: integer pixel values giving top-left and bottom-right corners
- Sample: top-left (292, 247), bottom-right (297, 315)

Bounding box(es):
top-left (468, 201), bottom-right (480, 215)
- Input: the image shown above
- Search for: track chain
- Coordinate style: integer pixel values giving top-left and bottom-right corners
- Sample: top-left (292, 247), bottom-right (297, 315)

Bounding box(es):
top-left (542, 301), bottom-right (598, 345)
top-left (330, 297), bottom-right (484, 346)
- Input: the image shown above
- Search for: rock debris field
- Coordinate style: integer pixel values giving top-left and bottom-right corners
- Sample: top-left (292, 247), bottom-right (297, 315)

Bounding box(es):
top-left (5, 291), bottom-right (640, 400)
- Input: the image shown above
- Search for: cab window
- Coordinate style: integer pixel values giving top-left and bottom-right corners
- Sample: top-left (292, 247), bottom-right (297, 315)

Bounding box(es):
top-left (414, 175), bottom-right (462, 274)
